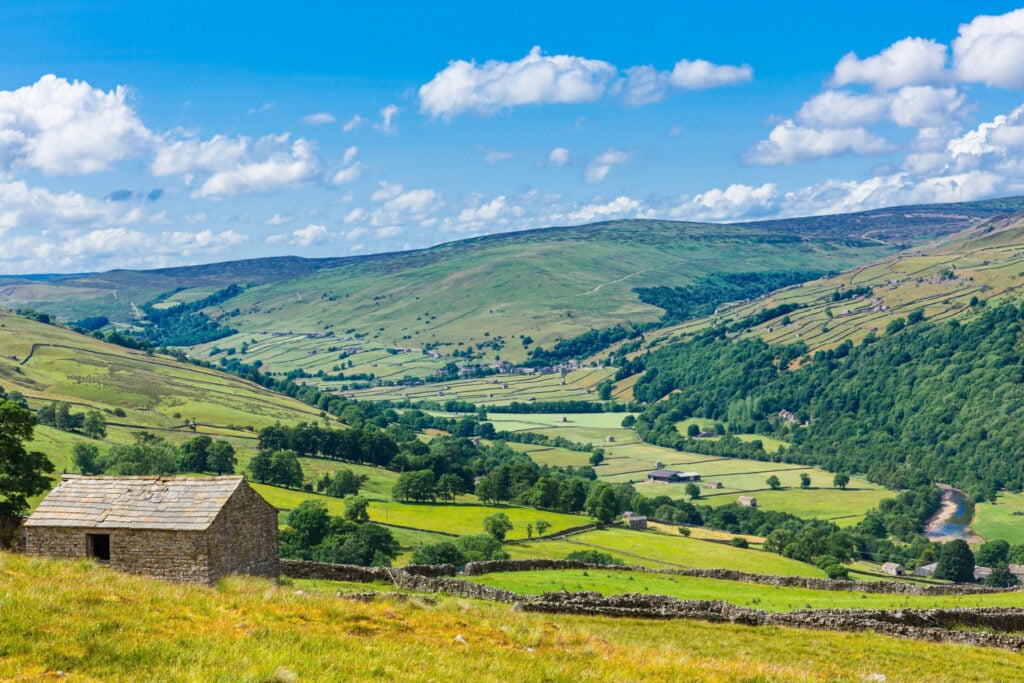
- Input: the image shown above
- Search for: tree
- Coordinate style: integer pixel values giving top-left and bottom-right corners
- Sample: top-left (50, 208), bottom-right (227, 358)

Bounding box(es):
top-left (206, 440), bottom-right (236, 474)
top-left (82, 411), bottom-right (107, 440)
top-left (266, 450), bottom-right (304, 488)
top-left (483, 512), bottom-right (513, 541)
top-left (585, 482), bottom-right (619, 524)
top-left (935, 539), bottom-right (976, 583)
top-left (685, 482), bottom-right (701, 500)
top-left (766, 475), bottom-right (782, 490)
top-left (620, 415), bottom-right (636, 428)
top-left (344, 495), bottom-right (370, 523)
top-left (101, 432), bottom-right (179, 475)
top-left (985, 565), bottom-right (1019, 588)
top-left (686, 423), bottom-right (700, 437)
top-left (455, 533), bottom-right (509, 562)
top-left (557, 478), bottom-right (588, 513)
top-left (976, 539), bottom-right (1010, 568)
top-left (535, 519), bottom-right (551, 536)
top-left (799, 473), bottom-right (811, 489)
top-left (72, 443), bottom-right (100, 475)
top-left (286, 500), bottom-right (331, 549)
top-left (833, 473), bottom-right (850, 490)
top-left (411, 541), bottom-right (466, 566)
top-left (326, 468), bottom-right (361, 497)
top-left (566, 550), bottom-right (623, 566)
top-left (179, 435), bottom-right (212, 472)
top-left (589, 450), bottom-right (605, 467)
top-left (436, 473), bottom-right (464, 502)
top-left (0, 400), bottom-right (54, 516)
top-left (249, 449), bottom-right (273, 483)
top-left (393, 469), bottom-right (436, 503)
top-left (597, 380), bottom-right (613, 401)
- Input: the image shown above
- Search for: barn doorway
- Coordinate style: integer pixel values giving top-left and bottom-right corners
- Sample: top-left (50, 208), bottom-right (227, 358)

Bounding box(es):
top-left (87, 533), bottom-right (110, 562)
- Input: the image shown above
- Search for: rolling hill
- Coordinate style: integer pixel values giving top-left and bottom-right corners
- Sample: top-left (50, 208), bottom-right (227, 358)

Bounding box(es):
top-left (2, 198), bottom-right (1021, 387)
top-left (0, 309), bottom-right (327, 472)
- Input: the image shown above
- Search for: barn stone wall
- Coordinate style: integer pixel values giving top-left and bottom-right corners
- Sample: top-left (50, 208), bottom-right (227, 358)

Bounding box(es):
top-left (207, 483), bottom-right (280, 583)
top-left (26, 526), bottom-right (211, 583)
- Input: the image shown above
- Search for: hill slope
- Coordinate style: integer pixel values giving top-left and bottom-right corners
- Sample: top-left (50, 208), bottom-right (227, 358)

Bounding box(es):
top-left (3, 198), bottom-right (1021, 382)
top-left (0, 309), bottom-right (325, 471)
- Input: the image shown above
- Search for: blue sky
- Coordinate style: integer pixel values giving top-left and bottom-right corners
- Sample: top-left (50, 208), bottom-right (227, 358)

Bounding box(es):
top-left (3, 1), bottom-right (1024, 273)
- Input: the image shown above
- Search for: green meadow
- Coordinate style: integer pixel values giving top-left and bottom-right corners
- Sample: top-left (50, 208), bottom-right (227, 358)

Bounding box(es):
top-left (471, 568), bottom-right (1024, 613)
top-left (7, 553), bottom-right (1024, 682)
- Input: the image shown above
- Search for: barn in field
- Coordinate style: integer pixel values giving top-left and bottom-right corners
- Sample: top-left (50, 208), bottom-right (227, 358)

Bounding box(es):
top-left (24, 475), bottom-right (279, 585)
top-left (647, 469), bottom-right (701, 484)
top-left (737, 496), bottom-right (758, 508)
top-left (881, 562), bottom-right (906, 577)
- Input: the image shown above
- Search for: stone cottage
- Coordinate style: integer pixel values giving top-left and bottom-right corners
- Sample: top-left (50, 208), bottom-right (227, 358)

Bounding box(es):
top-left (25, 475), bottom-right (279, 585)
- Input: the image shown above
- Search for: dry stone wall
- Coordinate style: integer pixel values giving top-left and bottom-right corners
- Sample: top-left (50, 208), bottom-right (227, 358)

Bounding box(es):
top-left (463, 558), bottom-right (1012, 595)
top-left (281, 558), bottom-right (1024, 651)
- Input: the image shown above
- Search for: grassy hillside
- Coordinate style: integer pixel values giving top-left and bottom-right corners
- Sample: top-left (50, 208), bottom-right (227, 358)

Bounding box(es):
top-left (0, 309), bottom-right (325, 474)
top-left (642, 211), bottom-right (1024, 358)
top-left (3, 553), bottom-right (1024, 681)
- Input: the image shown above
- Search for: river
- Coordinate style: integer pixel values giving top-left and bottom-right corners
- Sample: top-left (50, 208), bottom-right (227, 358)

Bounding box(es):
top-left (923, 484), bottom-right (979, 543)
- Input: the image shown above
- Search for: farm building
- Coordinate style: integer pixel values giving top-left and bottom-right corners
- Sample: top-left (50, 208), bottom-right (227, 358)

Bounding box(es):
top-left (24, 475), bottom-right (279, 585)
top-left (737, 496), bottom-right (757, 508)
top-left (974, 566), bottom-right (992, 582)
top-left (881, 562), bottom-right (905, 577)
top-left (706, 481), bottom-right (724, 489)
top-left (622, 512), bottom-right (648, 530)
top-left (647, 469), bottom-right (701, 484)
top-left (1010, 564), bottom-right (1024, 580)
top-left (913, 562), bottom-right (938, 577)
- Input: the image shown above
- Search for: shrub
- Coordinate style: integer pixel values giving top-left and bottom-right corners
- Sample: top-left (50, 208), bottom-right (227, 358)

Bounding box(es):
top-left (565, 550), bottom-right (624, 566)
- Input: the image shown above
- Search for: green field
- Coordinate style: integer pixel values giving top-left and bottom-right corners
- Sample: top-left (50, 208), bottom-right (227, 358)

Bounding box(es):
top-left (472, 568), bottom-right (1024, 613)
top-left (973, 492), bottom-right (1024, 544)
top-left (8, 553), bottom-right (1024, 682)
top-left (251, 483), bottom-right (586, 542)
top-left (560, 527), bottom-right (823, 576)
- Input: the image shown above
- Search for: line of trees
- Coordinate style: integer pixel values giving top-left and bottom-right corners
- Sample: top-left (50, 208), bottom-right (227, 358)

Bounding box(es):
top-left (35, 401), bottom-right (106, 439)
top-left (71, 432), bottom-right (237, 477)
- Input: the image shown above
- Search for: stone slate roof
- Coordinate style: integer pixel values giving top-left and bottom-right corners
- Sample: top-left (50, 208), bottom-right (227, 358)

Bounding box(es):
top-left (24, 475), bottom-right (246, 531)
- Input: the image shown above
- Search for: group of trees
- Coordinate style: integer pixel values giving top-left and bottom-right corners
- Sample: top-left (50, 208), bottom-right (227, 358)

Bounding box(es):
top-left (136, 284), bottom-right (243, 347)
top-left (35, 402), bottom-right (106, 439)
top-left (71, 432), bottom-right (237, 477)
top-left (280, 499), bottom-right (399, 566)
top-left (632, 303), bottom-right (1024, 498)
top-left (634, 270), bottom-right (829, 325)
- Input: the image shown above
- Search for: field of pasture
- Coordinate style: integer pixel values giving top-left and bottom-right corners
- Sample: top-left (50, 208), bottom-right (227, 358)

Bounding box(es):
top-left (8, 553), bottom-right (1024, 682)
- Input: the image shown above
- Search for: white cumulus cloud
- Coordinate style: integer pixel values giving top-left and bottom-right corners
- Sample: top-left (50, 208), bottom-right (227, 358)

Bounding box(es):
top-left (797, 91), bottom-right (889, 127)
top-left (672, 183), bottom-right (779, 221)
top-left (669, 59), bottom-right (753, 90)
top-left (832, 37), bottom-right (949, 90)
top-left (564, 196), bottom-right (649, 223)
top-left (743, 120), bottom-right (893, 165)
top-left (420, 46), bottom-right (617, 118)
top-left (0, 74), bottom-right (153, 175)
top-left (191, 138), bottom-right (320, 199)
top-left (420, 47), bottom-right (754, 116)
top-left (548, 147), bottom-right (570, 166)
top-left (584, 149), bottom-right (629, 182)
top-left (954, 8), bottom-right (1024, 88)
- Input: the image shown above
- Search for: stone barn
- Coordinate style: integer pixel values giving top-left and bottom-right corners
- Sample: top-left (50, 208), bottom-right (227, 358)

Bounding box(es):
top-left (25, 475), bottom-right (279, 585)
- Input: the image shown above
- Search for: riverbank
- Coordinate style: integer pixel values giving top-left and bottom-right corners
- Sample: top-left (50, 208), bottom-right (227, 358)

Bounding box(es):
top-left (924, 484), bottom-right (982, 544)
